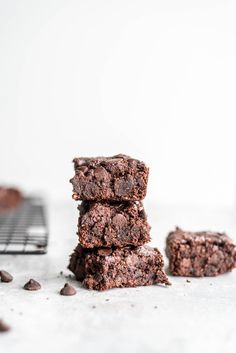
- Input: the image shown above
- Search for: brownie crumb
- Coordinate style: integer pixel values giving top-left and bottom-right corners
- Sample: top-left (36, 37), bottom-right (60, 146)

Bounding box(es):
top-left (186, 279), bottom-right (191, 283)
top-left (154, 306), bottom-right (158, 309)
top-left (0, 270), bottom-right (13, 283)
top-left (105, 299), bottom-right (110, 302)
top-left (23, 279), bottom-right (41, 291)
top-left (0, 319), bottom-right (10, 332)
top-left (92, 305), bottom-right (96, 309)
top-left (60, 283), bottom-right (76, 296)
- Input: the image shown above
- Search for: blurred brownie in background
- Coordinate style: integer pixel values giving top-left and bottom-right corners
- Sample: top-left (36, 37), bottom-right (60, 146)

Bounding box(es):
top-left (166, 227), bottom-right (236, 277)
top-left (0, 187), bottom-right (23, 212)
top-left (70, 154), bottom-right (149, 201)
top-left (77, 200), bottom-right (151, 248)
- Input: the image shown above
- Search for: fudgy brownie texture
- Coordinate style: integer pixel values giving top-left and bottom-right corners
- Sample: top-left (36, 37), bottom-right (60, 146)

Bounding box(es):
top-left (69, 244), bottom-right (170, 291)
top-left (70, 154), bottom-right (149, 201)
top-left (166, 227), bottom-right (236, 277)
top-left (77, 201), bottom-right (151, 248)
top-left (0, 187), bottom-right (22, 212)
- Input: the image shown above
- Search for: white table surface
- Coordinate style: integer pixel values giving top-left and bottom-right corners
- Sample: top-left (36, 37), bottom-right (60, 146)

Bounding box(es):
top-left (1, 201), bottom-right (236, 353)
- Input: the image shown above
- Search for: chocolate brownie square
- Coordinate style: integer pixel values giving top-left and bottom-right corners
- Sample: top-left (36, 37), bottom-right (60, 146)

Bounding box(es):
top-left (70, 154), bottom-right (149, 201)
top-left (69, 244), bottom-right (170, 290)
top-left (166, 227), bottom-right (236, 277)
top-left (77, 201), bottom-right (151, 248)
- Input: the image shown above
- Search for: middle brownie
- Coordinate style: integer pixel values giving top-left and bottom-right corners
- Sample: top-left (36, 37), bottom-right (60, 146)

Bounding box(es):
top-left (77, 201), bottom-right (151, 248)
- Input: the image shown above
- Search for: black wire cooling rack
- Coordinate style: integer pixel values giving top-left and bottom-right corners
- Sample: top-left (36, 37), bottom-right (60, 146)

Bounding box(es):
top-left (0, 197), bottom-right (48, 254)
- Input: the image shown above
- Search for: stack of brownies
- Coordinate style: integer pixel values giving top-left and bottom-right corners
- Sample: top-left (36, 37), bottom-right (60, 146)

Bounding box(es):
top-left (68, 154), bottom-right (170, 291)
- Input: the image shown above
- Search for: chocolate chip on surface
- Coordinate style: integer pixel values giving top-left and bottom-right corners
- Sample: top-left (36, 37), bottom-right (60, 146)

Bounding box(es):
top-left (0, 320), bottom-right (10, 332)
top-left (23, 279), bottom-right (41, 291)
top-left (60, 283), bottom-right (76, 296)
top-left (0, 270), bottom-right (13, 283)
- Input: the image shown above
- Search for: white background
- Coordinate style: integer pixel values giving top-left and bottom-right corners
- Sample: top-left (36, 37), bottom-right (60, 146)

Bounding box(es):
top-left (1, 0), bottom-right (236, 207)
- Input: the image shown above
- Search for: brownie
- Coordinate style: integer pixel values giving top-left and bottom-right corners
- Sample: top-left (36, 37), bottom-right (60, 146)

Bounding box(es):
top-left (70, 154), bottom-right (149, 201)
top-left (166, 227), bottom-right (236, 277)
top-left (77, 201), bottom-right (151, 248)
top-left (69, 244), bottom-right (170, 291)
top-left (0, 187), bottom-right (22, 212)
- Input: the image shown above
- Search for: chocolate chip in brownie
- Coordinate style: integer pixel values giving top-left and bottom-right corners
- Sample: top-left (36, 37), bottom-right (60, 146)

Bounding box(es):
top-left (23, 279), bottom-right (41, 291)
top-left (0, 270), bottom-right (13, 283)
top-left (97, 248), bottom-right (112, 256)
top-left (94, 166), bottom-right (109, 181)
top-left (112, 213), bottom-right (127, 228)
top-left (114, 176), bottom-right (133, 197)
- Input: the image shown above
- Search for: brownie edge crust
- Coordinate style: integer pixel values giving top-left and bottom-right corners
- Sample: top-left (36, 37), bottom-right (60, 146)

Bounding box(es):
top-left (69, 244), bottom-right (171, 291)
top-left (166, 227), bottom-right (236, 277)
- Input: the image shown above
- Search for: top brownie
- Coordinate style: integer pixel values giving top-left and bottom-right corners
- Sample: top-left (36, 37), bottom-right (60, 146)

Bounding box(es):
top-left (70, 154), bottom-right (149, 201)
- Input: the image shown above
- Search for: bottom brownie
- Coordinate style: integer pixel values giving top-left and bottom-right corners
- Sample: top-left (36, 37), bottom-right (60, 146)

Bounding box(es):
top-left (166, 227), bottom-right (236, 277)
top-left (69, 244), bottom-right (170, 291)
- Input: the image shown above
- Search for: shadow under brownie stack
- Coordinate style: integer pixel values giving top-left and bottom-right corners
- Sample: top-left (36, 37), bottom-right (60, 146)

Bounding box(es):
top-left (68, 154), bottom-right (170, 291)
